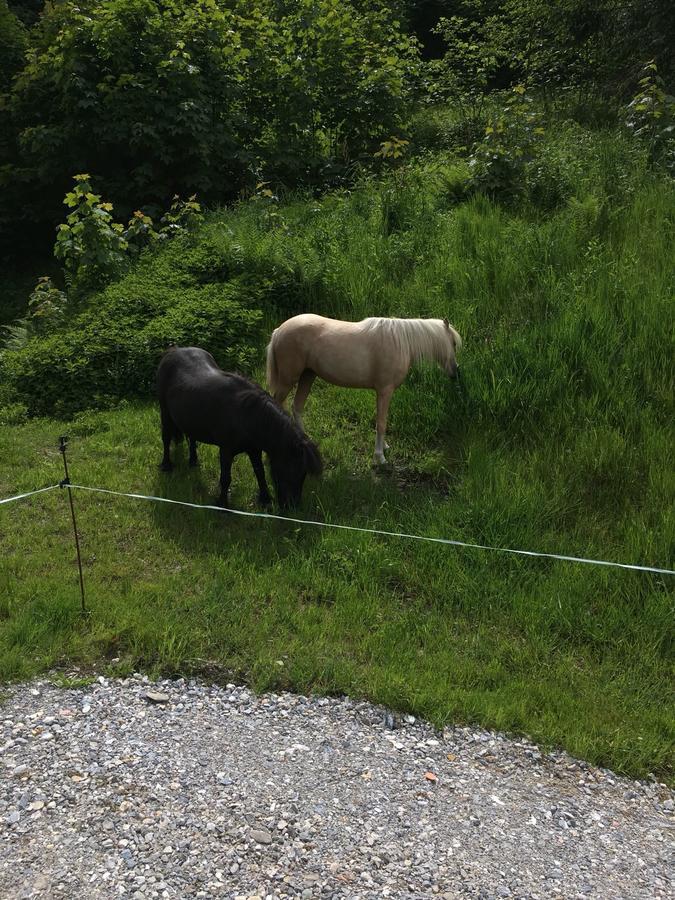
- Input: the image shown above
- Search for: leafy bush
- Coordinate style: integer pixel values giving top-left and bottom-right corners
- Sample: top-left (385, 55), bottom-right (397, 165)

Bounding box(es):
top-left (624, 60), bottom-right (674, 172)
top-left (0, 1), bottom-right (26, 92)
top-left (523, 131), bottom-right (584, 210)
top-left (54, 175), bottom-right (128, 297)
top-left (0, 0), bottom-right (418, 257)
top-left (51, 174), bottom-right (206, 298)
top-left (468, 86), bottom-right (546, 199)
top-left (1, 238), bottom-right (265, 416)
top-left (27, 276), bottom-right (67, 331)
top-left (423, 14), bottom-right (503, 147)
top-left (425, 0), bottom-right (674, 100)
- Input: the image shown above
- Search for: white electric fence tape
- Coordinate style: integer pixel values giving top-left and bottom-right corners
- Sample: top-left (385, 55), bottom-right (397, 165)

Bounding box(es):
top-left (2, 482), bottom-right (672, 575)
top-left (0, 484), bottom-right (60, 505)
top-left (65, 483), bottom-right (674, 576)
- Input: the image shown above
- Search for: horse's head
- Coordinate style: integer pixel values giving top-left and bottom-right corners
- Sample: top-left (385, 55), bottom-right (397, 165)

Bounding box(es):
top-left (442, 318), bottom-right (462, 379)
top-left (270, 435), bottom-right (323, 510)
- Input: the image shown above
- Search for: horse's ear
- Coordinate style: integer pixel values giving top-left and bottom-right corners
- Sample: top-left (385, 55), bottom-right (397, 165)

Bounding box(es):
top-left (443, 317), bottom-right (450, 329)
top-left (303, 438), bottom-right (323, 476)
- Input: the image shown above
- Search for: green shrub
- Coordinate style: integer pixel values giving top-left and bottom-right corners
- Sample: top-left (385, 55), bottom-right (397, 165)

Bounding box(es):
top-left (51, 175), bottom-right (205, 296)
top-left (1, 238), bottom-right (265, 416)
top-left (424, 13), bottom-right (503, 147)
top-left (0, 1), bottom-right (26, 92)
top-left (1, 0), bottom-right (418, 255)
top-left (624, 60), bottom-right (675, 173)
top-left (524, 133), bottom-right (584, 210)
top-left (468, 86), bottom-right (546, 200)
top-left (54, 175), bottom-right (129, 297)
top-left (0, 400), bottom-right (28, 425)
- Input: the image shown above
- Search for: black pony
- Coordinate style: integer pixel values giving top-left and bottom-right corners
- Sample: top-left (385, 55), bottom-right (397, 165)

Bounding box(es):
top-left (157, 347), bottom-right (322, 509)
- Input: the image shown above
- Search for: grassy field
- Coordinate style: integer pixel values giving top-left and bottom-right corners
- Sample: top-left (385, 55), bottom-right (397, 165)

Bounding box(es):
top-left (1, 123), bottom-right (673, 780)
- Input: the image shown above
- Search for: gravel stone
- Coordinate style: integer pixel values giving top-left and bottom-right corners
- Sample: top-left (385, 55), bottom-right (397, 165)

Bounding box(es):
top-left (144, 691), bottom-right (169, 705)
top-left (1, 677), bottom-right (673, 899)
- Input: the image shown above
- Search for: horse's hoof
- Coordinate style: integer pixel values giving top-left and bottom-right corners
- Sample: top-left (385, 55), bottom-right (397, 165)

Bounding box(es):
top-left (373, 455), bottom-right (387, 466)
top-left (159, 462), bottom-right (173, 473)
top-left (258, 494), bottom-right (272, 507)
top-left (189, 460), bottom-right (199, 468)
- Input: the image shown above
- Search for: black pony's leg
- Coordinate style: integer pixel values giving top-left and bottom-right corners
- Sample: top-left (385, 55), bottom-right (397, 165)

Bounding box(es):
top-left (218, 447), bottom-right (233, 507)
top-left (248, 450), bottom-right (272, 506)
top-left (160, 405), bottom-right (173, 472)
top-left (188, 437), bottom-right (199, 468)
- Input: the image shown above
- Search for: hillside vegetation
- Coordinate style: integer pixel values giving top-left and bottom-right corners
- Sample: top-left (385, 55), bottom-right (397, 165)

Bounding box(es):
top-left (1, 0), bottom-right (673, 780)
top-left (2, 116), bottom-right (674, 779)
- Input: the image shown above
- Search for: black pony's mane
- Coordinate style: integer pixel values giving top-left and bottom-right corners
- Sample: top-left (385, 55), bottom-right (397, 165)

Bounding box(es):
top-left (227, 373), bottom-right (303, 449)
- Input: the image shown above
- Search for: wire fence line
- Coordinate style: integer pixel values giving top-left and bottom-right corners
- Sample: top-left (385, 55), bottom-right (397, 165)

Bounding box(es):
top-left (0, 484), bottom-right (61, 505)
top-left (2, 480), bottom-right (672, 576)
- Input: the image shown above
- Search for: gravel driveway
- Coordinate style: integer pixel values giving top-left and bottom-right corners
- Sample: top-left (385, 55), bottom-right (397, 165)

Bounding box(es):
top-left (1, 677), bottom-right (672, 899)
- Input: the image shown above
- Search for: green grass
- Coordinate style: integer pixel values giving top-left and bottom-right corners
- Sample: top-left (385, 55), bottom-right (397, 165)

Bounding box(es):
top-left (1, 122), bottom-right (673, 780)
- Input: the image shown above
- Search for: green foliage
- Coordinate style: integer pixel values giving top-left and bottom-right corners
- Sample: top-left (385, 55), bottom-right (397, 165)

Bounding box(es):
top-left (0, 0), bottom-right (27, 92)
top-left (247, 180), bottom-right (288, 233)
top-left (624, 60), bottom-right (675, 172)
top-left (1, 238), bottom-right (265, 416)
top-left (0, 0), bottom-right (27, 193)
top-left (54, 175), bottom-right (128, 296)
top-left (426, 1), bottom-right (674, 102)
top-left (0, 0), bottom-right (418, 256)
top-left (1, 119), bottom-right (674, 779)
top-left (468, 86), bottom-right (546, 198)
top-left (0, 400), bottom-right (27, 424)
top-left (157, 194), bottom-right (203, 237)
top-left (124, 195), bottom-right (203, 256)
top-left (27, 275), bottom-right (66, 330)
top-left (0, 273), bottom-right (63, 356)
top-left (123, 210), bottom-right (158, 257)
top-left (7, 1), bottom-right (43, 28)
top-left (0, 178), bottom-right (209, 372)
top-left (423, 13), bottom-right (502, 145)
top-left (48, 174), bottom-right (205, 292)
top-left (374, 135), bottom-right (410, 162)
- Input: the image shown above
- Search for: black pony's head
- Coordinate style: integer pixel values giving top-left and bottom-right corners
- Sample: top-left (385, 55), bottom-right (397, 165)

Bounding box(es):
top-left (269, 434), bottom-right (323, 510)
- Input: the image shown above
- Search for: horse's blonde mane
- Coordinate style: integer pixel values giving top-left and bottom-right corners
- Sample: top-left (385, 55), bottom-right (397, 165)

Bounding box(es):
top-left (362, 317), bottom-right (461, 364)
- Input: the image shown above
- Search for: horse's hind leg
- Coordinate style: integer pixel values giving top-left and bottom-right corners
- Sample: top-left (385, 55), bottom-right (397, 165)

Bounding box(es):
top-left (248, 450), bottom-right (272, 506)
top-left (160, 405), bottom-right (174, 472)
top-left (292, 370), bottom-right (316, 432)
top-left (273, 382), bottom-right (294, 408)
top-left (374, 386), bottom-right (394, 465)
top-left (188, 437), bottom-right (199, 468)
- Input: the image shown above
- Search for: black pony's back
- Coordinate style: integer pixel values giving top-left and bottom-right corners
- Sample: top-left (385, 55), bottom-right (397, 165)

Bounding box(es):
top-left (157, 346), bottom-right (322, 508)
top-left (158, 346), bottom-right (302, 450)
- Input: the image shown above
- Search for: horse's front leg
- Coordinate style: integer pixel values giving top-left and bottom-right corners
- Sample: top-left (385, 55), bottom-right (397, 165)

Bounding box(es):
top-left (374, 429), bottom-right (390, 452)
top-left (218, 447), bottom-right (233, 507)
top-left (188, 437), bottom-right (199, 468)
top-left (374, 386), bottom-right (395, 465)
top-left (248, 450), bottom-right (272, 506)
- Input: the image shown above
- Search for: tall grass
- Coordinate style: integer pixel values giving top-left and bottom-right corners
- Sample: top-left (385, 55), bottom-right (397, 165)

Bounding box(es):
top-left (1, 124), bottom-right (673, 779)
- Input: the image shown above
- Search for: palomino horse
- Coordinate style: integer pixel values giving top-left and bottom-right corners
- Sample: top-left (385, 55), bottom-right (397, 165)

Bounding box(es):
top-left (266, 314), bottom-right (461, 464)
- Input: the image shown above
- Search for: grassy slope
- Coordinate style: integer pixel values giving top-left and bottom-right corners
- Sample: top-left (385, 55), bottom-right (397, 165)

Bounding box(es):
top-left (1, 124), bottom-right (673, 779)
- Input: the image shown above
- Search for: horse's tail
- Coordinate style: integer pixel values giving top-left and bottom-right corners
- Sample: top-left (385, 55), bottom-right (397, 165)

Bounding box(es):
top-left (266, 330), bottom-right (279, 395)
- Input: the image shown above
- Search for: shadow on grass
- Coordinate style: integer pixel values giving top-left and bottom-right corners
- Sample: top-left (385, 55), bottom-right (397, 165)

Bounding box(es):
top-left (147, 443), bottom-right (323, 563)
top-left (147, 436), bottom-right (461, 563)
